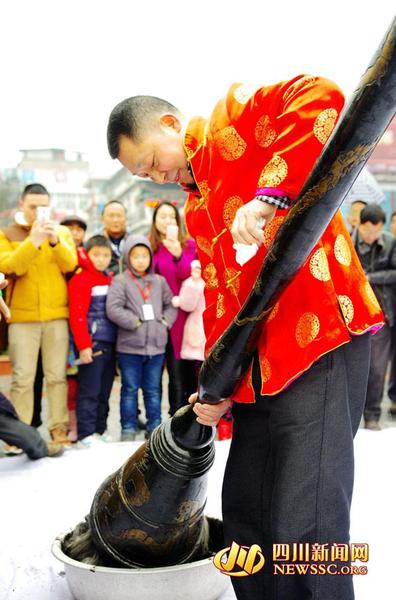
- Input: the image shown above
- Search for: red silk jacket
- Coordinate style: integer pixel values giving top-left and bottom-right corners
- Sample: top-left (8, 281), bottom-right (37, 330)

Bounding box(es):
top-left (183, 75), bottom-right (384, 403)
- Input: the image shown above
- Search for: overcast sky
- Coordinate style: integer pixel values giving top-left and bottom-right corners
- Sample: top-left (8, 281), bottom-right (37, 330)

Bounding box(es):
top-left (0, 1), bottom-right (395, 176)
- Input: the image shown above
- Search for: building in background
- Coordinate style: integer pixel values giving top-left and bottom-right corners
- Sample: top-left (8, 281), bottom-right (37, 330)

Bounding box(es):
top-left (90, 168), bottom-right (187, 235)
top-left (0, 148), bottom-right (187, 233)
top-left (16, 148), bottom-right (92, 221)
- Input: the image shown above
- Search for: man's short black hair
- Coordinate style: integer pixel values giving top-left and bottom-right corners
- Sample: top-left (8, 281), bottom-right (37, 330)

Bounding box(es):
top-left (101, 199), bottom-right (127, 216)
top-left (85, 234), bottom-right (112, 253)
top-left (360, 204), bottom-right (386, 225)
top-left (107, 95), bottom-right (180, 159)
top-left (351, 199), bottom-right (368, 207)
top-left (22, 183), bottom-right (49, 198)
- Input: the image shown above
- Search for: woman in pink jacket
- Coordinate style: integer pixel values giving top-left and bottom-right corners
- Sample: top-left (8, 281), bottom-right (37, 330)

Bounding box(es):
top-left (148, 201), bottom-right (197, 415)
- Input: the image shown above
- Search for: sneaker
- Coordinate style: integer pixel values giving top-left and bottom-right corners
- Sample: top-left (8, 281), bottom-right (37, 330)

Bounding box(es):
top-left (50, 426), bottom-right (72, 447)
top-left (121, 431), bottom-right (137, 442)
top-left (77, 435), bottom-right (105, 449)
top-left (364, 420), bottom-right (382, 431)
top-left (99, 433), bottom-right (113, 443)
top-left (46, 441), bottom-right (64, 457)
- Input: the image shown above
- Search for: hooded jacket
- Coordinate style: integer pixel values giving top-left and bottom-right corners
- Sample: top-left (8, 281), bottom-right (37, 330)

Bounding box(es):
top-left (106, 236), bottom-right (177, 355)
top-left (68, 249), bottom-right (116, 350)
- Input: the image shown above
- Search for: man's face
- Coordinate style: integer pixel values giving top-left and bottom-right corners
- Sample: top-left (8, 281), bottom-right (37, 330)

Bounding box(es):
top-left (102, 203), bottom-right (127, 237)
top-left (347, 202), bottom-right (366, 230)
top-left (19, 193), bottom-right (50, 225)
top-left (87, 246), bottom-right (112, 271)
top-left (390, 216), bottom-right (396, 236)
top-left (358, 221), bottom-right (384, 245)
top-left (66, 223), bottom-right (85, 247)
top-left (117, 115), bottom-right (194, 186)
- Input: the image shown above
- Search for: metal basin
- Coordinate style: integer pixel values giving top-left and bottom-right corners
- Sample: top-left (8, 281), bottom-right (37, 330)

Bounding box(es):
top-left (52, 533), bottom-right (231, 600)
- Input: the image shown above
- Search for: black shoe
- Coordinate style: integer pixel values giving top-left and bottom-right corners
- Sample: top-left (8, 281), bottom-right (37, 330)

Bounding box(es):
top-left (388, 404), bottom-right (396, 417)
top-left (364, 420), bottom-right (382, 431)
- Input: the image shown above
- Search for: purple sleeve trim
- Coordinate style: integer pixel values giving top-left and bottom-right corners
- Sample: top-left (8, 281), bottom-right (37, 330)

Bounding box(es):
top-left (256, 187), bottom-right (289, 198)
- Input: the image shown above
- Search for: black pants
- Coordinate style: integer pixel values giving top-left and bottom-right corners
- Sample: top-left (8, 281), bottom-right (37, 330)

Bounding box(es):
top-left (387, 324), bottom-right (396, 405)
top-left (76, 342), bottom-right (115, 440)
top-left (0, 413), bottom-right (47, 459)
top-left (222, 334), bottom-right (370, 600)
top-left (165, 338), bottom-right (199, 416)
top-left (365, 324), bottom-right (391, 422)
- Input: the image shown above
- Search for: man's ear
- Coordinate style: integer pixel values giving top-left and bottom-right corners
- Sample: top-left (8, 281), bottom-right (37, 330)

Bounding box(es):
top-left (159, 113), bottom-right (182, 133)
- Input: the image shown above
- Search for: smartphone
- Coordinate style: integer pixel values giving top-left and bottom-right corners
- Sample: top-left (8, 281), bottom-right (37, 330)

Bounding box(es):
top-left (166, 224), bottom-right (179, 241)
top-left (36, 206), bottom-right (51, 223)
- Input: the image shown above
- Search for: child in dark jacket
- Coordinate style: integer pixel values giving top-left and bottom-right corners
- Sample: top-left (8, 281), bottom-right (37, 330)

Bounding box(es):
top-left (68, 235), bottom-right (116, 447)
top-left (106, 235), bottom-right (177, 440)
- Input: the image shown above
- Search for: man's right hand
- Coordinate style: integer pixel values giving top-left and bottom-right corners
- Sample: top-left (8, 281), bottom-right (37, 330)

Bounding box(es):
top-left (188, 392), bottom-right (232, 426)
top-left (30, 221), bottom-right (49, 247)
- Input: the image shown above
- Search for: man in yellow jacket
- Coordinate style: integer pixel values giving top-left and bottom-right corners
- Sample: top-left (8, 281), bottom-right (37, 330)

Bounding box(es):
top-left (0, 183), bottom-right (77, 445)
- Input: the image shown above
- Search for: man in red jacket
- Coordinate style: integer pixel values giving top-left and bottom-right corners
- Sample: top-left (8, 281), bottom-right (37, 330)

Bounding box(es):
top-left (68, 235), bottom-right (116, 447)
top-left (106, 78), bottom-right (383, 600)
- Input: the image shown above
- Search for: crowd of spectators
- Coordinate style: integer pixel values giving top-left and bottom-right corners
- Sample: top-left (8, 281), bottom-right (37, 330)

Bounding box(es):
top-left (0, 185), bottom-right (395, 458)
top-left (0, 183), bottom-right (218, 455)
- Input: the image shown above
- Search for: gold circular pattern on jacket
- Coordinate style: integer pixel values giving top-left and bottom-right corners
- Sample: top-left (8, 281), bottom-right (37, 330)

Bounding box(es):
top-left (338, 294), bottom-right (354, 325)
top-left (216, 293), bottom-right (225, 318)
top-left (364, 282), bottom-right (380, 311)
top-left (295, 312), bottom-right (320, 348)
top-left (233, 84), bottom-right (256, 104)
top-left (254, 115), bottom-right (277, 148)
top-left (313, 108), bottom-right (338, 145)
top-left (196, 235), bottom-right (214, 259)
top-left (202, 263), bottom-right (219, 289)
top-left (309, 248), bottom-right (331, 281)
top-left (258, 155), bottom-right (288, 187)
top-left (197, 180), bottom-right (209, 198)
top-left (267, 301), bottom-right (280, 322)
top-left (259, 356), bottom-right (272, 383)
top-left (263, 216), bottom-right (285, 248)
top-left (224, 267), bottom-right (241, 296)
top-left (223, 195), bottom-right (244, 229)
top-left (334, 234), bottom-right (352, 266)
top-left (215, 126), bottom-right (247, 161)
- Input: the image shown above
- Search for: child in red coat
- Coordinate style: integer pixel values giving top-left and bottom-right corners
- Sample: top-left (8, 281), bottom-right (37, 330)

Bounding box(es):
top-left (68, 235), bottom-right (116, 447)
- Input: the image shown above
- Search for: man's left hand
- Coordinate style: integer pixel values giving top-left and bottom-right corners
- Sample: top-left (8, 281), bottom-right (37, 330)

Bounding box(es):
top-left (43, 222), bottom-right (58, 246)
top-left (231, 199), bottom-right (277, 245)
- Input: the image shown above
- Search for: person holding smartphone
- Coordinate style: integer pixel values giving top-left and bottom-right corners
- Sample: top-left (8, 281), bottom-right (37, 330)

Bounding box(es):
top-left (148, 201), bottom-right (197, 415)
top-left (0, 183), bottom-right (77, 447)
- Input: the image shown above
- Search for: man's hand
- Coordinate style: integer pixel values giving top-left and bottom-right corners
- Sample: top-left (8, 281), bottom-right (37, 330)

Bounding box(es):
top-left (43, 221), bottom-right (58, 246)
top-left (30, 221), bottom-right (49, 248)
top-left (231, 198), bottom-right (277, 245)
top-left (162, 238), bottom-right (182, 258)
top-left (79, 347), bottom-right (93, 364)
top-left (188, 392), bottom-right (232, 426)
